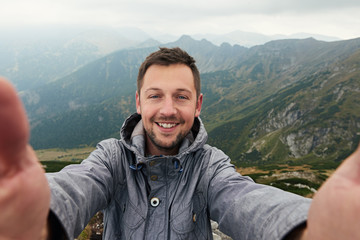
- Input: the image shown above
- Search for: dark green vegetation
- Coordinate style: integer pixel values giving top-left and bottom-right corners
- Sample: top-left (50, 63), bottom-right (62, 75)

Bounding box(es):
top-left (23, 36), bottom-right (360, 168)
top-left (240, 163), bottom-right (327, 197)
top-left (270, 178), bottom-right (318, 196)
top-left (42, 161), bottom-right (79, 173)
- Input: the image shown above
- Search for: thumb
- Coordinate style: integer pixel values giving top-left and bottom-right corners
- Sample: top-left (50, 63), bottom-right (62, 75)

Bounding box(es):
top-left (0, 77), bottom-right (29, 172)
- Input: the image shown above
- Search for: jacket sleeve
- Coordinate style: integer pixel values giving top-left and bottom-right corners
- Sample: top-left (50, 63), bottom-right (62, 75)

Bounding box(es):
top-left (46, 139), bottom-right (121, 239)
top-left (206, 147), bottom-right (311, 240)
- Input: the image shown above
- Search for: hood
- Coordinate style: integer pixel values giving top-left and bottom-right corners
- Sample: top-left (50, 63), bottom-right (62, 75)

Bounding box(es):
top-left (120, 113), bottom-right (208, 160)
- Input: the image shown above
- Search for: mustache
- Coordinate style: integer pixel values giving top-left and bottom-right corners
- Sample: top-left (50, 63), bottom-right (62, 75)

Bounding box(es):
top-left (151, 116), bottom-right (184, 123)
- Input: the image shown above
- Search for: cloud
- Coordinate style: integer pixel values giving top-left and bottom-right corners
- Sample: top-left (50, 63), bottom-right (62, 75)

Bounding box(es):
top-left (81, 0), bottom-right (360, 16)
top-left (1, 0), bottom-right (360, 39)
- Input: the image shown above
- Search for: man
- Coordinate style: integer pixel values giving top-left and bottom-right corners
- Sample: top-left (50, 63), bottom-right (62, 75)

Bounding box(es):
top-left (0, 47), bottom-right (360, 239)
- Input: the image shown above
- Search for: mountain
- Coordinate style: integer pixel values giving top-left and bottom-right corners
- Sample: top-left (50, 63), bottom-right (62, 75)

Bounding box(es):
top-left (0, 27), bottom-right (149, 91)
top-left (22, 36), bottom-right (248, 148)
top-left (22, 36), bottom-right (247, 123)
top-left (202, 38), bottom-right (360, 166)
top-left (192, 30), bottom-right (341, 47)
top-left (21, 36), bottom-right (360, 167)
top-left (2, 26), bottom-right (341, 92)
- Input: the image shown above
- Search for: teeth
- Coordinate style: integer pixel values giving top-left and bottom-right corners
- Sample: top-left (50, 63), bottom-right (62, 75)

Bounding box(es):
top-left (158, 123), bottom-right (177, 128)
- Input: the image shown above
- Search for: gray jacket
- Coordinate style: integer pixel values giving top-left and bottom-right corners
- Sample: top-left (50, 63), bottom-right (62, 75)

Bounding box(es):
top-left (47, 113), bottom-right (311, 239)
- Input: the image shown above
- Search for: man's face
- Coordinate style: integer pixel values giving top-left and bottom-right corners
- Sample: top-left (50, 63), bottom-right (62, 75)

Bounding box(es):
top-left (136, 64), bottom-right (203, 156)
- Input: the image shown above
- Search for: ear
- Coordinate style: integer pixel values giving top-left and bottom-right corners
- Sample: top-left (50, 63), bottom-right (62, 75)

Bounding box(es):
top-left (135, 91), bottom-right (141, 114)
top-left (195, 93), bottom-right (203, 117)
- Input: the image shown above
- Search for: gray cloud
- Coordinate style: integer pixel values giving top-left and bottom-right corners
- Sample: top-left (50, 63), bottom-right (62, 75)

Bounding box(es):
top-left (1, 0), bottom-right (360, 39)
top-left (79, 0), bottom-right (360, 15)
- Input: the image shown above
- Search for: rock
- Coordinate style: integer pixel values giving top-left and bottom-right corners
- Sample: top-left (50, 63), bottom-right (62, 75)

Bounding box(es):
top-left (213, 233), bottom-right (222, 240)
top-left (211, 220), bottom-right (219, 230)
top-left (211, 220), bottom-right (233, 240)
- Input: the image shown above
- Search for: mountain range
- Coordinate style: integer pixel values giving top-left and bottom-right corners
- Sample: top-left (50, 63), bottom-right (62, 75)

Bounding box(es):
top-left (12, 34), bottom-right (360, 167)
top-left (1, 26), bottom-right (340, 91)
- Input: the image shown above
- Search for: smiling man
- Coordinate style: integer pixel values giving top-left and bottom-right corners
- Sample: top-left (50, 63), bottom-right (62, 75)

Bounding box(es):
top-left (1, 47), bottom-right (360, 240)
top-left (136, 63), bottom-right (202, 156)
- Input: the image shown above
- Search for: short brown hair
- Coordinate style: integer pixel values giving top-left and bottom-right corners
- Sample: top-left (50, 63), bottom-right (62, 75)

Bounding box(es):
top-left (137, 47), bottom-right (201, 98)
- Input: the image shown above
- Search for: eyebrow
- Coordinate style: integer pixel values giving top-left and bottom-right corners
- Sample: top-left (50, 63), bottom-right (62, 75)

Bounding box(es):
top-left (144, 88), bottom-right (193, 94)
top-left (144, 87), bottom-right (161, 93)
top-left (175, 88), bottom-right (193, 94)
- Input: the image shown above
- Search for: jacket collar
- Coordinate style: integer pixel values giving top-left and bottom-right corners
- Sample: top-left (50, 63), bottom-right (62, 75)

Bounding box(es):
top-left (120, 113), bottom-right (208, 161)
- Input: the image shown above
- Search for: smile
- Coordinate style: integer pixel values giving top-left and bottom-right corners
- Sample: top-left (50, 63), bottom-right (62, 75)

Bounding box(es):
top-left (157, 122), bottom-right (178, 128)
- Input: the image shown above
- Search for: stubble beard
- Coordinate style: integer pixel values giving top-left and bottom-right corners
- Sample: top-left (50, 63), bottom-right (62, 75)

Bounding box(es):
top-left (147, 129), bottom-right (187, 153)
top-left (145, 116), bottom-right (188, 154)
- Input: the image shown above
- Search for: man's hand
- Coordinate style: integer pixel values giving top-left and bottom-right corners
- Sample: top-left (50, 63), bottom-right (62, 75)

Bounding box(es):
top-left (305, 143), bottom-right (360, 239)
top-left (0, 78), bottom-right (50, 239)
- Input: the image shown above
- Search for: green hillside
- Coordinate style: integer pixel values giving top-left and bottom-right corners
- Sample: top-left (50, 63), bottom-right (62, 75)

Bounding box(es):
top-left (203, 39), bottom-right (360, 166)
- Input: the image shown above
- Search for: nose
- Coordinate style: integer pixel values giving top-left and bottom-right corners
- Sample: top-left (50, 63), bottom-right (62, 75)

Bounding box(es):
top-left (159, 96), bottom-right (177, 116)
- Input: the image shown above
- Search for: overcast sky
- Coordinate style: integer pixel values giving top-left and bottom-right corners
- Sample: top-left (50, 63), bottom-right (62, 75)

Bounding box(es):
top-left (1, 0), bottom-right (360, 40)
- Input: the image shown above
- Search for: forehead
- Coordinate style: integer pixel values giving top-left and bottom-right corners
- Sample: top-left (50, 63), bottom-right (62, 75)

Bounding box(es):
top-left (142, 64), bottom-right (195, 92)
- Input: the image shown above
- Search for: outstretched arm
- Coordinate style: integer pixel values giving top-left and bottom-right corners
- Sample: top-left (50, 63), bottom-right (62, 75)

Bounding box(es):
top-left (0, 77), bottom-right (50, 239)
top-left (303, 143), bottom-right (360, 239)
top-left (285, 143), bottom-right (360, 239)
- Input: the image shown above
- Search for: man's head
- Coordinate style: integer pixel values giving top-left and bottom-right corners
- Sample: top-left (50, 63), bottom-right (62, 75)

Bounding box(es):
top-left (136, 47), bottom-right (203, 156)
top-left (137, 47), bottom-right (201, 99)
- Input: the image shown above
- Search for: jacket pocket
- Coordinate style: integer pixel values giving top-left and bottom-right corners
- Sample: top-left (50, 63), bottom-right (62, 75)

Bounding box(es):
top-left (171, 203), bottom-right (195, 234)
top-left (123, 200), bottom-right (145, 229)
top-left (170, 191), bottom-right (207, 239)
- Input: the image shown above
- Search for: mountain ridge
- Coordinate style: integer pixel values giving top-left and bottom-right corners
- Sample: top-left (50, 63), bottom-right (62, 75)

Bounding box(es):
top-left (2, 27), bottom-right (342, 91)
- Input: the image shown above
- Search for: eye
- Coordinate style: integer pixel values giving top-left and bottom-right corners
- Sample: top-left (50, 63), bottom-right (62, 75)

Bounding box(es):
top-left (177, 95), bottom-right (189, 100)
top-left (149, 95), bottom-right (159, 99)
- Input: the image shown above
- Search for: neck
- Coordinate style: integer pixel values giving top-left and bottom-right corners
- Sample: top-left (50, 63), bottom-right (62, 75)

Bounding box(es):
top-left (145, 144), bottom-right (179, 156)
top-left (145, 137), bottom-right (179, 156)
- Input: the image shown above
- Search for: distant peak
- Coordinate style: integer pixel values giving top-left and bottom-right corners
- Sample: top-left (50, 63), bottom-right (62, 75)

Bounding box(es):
top-left (220, 42), bottom-right (232, 48)
top-left (172, 35), bottom-right (215, 48)
top-left (178, 35), bottom-right (194, 41)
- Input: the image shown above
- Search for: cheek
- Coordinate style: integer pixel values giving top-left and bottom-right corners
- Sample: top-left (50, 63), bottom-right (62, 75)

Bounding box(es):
top-left (183, 108), bottom-right (198, 121)
top-left (138, 104), bottom-right (155, 119)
